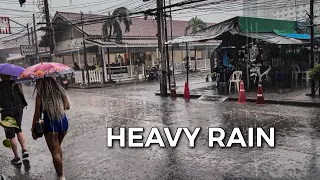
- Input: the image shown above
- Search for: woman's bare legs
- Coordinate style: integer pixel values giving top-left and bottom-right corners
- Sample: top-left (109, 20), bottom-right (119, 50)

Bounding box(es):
top-left (45, 132), bottom-right (64, 177)
top-left (58, 133), bottom-right (66, 160)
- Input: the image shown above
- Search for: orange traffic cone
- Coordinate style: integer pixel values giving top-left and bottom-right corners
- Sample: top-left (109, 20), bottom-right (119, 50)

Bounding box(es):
top-left (237, 80), bottom-right (246, 104)
top-left (256, 82), bottom-right (264, 104)
top-left (184, 82), bottom-right (190, 100)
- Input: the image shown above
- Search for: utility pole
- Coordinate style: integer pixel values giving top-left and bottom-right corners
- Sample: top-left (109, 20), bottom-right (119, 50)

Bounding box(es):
top-left (31, 27), bottom-right (34, 46)
top-left (33, 14), bottom-right (39, 64)
top-left (27, 24), bottom-right (30, 45)
top-left (169, 0), bottom-right (175, 86)
top-left (26, 23), bottom-right (31, 66)
top-left (81, 12), bottom-right (90, 86)
top-left (164, 0), bottom-right (171, 91)
top-left (310, 0), bottom-right (315, 96)
top-left (157, 0), bottom-right (168, 96)
top-left (43, 0), bottom-right (54, 62)
top-left (107, 47), bottom-right (112, 82)
top-left (185, 42), bottom-right (190, 84)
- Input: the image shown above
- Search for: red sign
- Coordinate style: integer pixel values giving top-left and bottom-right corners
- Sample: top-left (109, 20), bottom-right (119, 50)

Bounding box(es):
top-left (0, 17), bottom-right (11, 34)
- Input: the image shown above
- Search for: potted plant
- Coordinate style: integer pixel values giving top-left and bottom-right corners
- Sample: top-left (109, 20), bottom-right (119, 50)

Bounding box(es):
top-left (308, 64), bottom-right (320, 95)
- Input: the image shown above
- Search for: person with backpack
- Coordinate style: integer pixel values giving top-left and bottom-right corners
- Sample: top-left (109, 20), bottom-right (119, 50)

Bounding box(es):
top-left (0, 74), bottom-right (29, 165)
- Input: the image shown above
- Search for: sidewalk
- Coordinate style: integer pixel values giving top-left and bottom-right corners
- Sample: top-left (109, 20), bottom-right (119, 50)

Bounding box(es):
top-left (70, 70), bottom-right (210, 89)
top-left (155, 81), bottom-right (320, 107)
top-left (69, 78), bottom-right (148, 89)
top-left (227, 87), bottom-right (320, 107)
top-left (155, 81), bottom-right (219, 98)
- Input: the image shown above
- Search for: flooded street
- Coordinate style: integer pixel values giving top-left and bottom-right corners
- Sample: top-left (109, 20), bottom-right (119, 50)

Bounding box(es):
top-left (1, 78), bottom-right (320, 180)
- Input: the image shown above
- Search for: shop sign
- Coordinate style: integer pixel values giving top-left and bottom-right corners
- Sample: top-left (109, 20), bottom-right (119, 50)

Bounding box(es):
top-left (106, 66), bottom-right (129, 79)
top-left (20, 45), bottom-right (36, 55)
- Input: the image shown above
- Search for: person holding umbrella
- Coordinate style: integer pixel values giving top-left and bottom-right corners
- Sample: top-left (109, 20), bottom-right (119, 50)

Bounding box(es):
top-left (18, 62), bottom-right (73, 180)
top-left (0, 63), bottom-right (29, 165)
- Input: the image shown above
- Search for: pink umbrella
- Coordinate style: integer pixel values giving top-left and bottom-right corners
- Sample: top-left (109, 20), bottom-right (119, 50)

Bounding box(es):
top-left (17, 62), bottom-right (74, 83)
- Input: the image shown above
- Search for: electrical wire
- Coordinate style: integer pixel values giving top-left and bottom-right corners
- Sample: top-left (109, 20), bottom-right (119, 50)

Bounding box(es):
top-left (170, 0), bottom-right (308, 15)
top-left (0, 7), bottom-right (34, 13)
top-left (95, 0), bottom-right (142, 14)
top-left (2, 0), bottom-right (318, 43)
top-left (171, 0), bottom-right (308, 21)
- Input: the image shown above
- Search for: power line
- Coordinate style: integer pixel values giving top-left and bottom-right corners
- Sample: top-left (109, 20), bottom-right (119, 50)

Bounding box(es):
top-left (95, 0), bottom-right (142, 14)
top-left (170, 0), bottom-right (309, 18)
top-left (0, 7), bottom-right (34, 13)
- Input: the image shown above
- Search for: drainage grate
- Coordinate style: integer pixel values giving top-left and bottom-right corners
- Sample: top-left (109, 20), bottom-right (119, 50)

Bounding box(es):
top-left (198, 95), bottom-right (228, 102)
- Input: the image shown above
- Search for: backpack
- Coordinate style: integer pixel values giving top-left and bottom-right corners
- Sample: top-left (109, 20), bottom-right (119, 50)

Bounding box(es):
top-left (0, 80), bottom-right (27, 111)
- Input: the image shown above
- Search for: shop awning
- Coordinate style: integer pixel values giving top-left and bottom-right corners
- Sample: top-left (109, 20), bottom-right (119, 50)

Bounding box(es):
top-left (273, 29), bottom-right (310, 40)
top-left (170, 16), bottom-right (315, 44)
top-left (87, 38), bottom-right (221, 47)
top-left (236, 32), bottom-right (307, 45)
top-left (168, 18), bottom-right (236, 44)
top-left (6, 54), bottom-right (25, 61)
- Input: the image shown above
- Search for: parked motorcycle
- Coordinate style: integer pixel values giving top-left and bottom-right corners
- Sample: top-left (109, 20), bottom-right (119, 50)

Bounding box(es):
top-left (146, 67), bottom-right (159, 81)
top-left (249, 62), bottom-right (271, 86)
top-left (58, 75), bottom-right (70, 90)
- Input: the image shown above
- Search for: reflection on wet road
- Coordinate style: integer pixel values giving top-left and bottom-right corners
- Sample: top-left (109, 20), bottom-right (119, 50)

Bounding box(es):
top-left (0, 79), bottom-right (319, 180)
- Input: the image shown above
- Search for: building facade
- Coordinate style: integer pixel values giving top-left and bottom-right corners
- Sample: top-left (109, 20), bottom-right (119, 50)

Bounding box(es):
top-left (40, 11), bottom-right (219, 84)
top-left (243, 1), bottom-right (319, 22)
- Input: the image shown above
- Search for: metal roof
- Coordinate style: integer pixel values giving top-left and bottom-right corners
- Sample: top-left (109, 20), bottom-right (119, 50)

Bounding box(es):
top-left (54, 11), bottom-right (214, 38)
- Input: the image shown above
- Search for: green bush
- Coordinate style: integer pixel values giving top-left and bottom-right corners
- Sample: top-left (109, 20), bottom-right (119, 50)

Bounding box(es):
top-left (308, 64), bottom-right (320, 80)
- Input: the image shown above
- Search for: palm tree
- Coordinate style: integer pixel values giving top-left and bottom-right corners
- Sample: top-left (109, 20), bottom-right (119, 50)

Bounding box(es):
top-left (185, 16), bottom-right (206, 71)
top-left (102, 7), bottom-right (132, 82)
top-left (102, 7), bottom-right (132, 43)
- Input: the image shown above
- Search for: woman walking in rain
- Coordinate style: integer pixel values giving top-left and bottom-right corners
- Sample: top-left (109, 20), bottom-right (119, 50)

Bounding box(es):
top-left (31, 77), bottom-right (70, 180)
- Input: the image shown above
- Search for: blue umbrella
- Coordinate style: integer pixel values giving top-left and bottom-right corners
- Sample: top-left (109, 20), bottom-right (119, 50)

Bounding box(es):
top-left (0, 63), bottom-right (25, 77)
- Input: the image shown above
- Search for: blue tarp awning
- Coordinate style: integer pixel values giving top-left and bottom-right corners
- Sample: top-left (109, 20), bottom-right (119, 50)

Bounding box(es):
top-left (273, 29), bottom-right (310, 40)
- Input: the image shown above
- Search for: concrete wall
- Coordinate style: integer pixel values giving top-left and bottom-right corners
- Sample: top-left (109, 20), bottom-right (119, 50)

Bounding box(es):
top-left (55, 26), bottom-right (83, 42)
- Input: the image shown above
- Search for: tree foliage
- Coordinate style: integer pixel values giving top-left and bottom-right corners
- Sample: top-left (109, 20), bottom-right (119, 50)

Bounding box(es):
top-left (102, 7), bottom-right (133, 43)
top-left (185, 16), bottom-right (207, 35)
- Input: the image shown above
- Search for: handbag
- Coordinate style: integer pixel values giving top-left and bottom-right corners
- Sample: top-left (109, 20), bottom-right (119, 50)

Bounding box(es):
top-left (33, 119), bottom-right (44, 138)
top-left (33, 101), bottom-right (44, 138)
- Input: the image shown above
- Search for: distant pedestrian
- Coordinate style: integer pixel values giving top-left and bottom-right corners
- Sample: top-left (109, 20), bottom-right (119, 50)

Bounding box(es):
top-left (32, 77), bottom-right (70, 180)
top-left (73, 62), bottom-right (80, 71)
top-left (0, 74), bottom-right (29, 165)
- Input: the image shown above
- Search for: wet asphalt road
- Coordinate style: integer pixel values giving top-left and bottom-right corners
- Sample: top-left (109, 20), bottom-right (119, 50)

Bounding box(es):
top-left (0, 74), bottom-right (320, 180)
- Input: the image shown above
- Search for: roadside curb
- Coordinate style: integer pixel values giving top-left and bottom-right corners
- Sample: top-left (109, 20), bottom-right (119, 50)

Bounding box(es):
top-left (155, 92), bottom-right (320, 107)
top-left (227, 97), bottom-right (320, 107)
top-left (69, 79), bottom-right (149, 89)
top-left (155, 92), bottom-right (201, 99)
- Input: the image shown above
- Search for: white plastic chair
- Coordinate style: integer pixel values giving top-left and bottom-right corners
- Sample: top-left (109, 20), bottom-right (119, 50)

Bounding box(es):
top-left (259, 66), bottom-right (272, 82)
top-left (229, 71), bottom-right (242, 92)
top-left (291, 64), bottom-right (301, 81)
top-left (302, 70), bottom-right (311, 82)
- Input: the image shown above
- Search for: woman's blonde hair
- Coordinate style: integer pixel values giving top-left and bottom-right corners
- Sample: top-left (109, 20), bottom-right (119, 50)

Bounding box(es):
top-left (34, 77), bottom-right (68, 121)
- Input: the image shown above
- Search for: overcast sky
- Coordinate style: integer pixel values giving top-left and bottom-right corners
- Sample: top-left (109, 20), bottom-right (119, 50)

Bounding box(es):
top-left (0, 0), bottom-right (243, 38)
